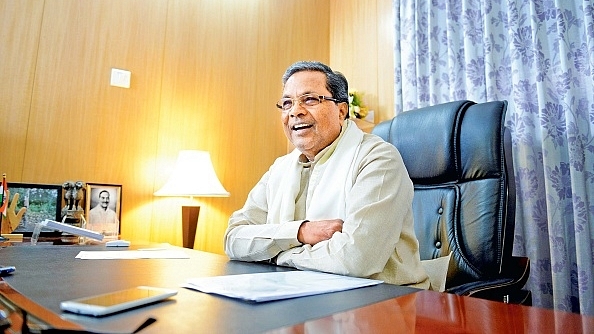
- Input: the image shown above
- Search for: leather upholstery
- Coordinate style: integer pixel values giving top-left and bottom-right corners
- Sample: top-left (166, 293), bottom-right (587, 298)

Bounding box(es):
top-left (373, 100), bottom-right (530, 304)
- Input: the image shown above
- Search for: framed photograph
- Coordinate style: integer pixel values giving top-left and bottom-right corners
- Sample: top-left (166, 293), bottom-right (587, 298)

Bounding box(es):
top-left (3, 183), bottom-right (62, 236)
top-left (85, 183), bottom-right (122, 240)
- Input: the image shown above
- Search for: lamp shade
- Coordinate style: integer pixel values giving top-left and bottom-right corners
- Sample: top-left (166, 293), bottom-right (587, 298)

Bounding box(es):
top-left (154, 150), bottom-right (230, 197)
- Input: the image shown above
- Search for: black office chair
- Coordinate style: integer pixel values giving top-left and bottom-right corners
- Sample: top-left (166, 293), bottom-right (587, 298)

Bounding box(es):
top-left (373, 100), bottom-right (531, 305)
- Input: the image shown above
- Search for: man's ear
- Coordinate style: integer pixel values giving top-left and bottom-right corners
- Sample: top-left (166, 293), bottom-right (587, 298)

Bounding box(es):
top-left (339, 102), bottom-right (349, 121)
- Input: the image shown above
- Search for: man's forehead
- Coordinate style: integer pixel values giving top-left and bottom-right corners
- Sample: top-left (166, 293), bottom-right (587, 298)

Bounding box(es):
top-left (283, 71), bottom-right (328, 96)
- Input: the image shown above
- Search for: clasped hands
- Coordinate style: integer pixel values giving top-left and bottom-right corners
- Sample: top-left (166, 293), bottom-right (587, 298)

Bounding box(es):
top-left (297, 219), bottom-right (343, 245)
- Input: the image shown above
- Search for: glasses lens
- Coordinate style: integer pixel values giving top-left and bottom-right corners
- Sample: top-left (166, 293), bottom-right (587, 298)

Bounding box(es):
top-left (301, 94), bottom-right (321, 107)
top-left (277, 98), bottom-right (293, 110)
top-left (276, 94), bottom-right (325, 111)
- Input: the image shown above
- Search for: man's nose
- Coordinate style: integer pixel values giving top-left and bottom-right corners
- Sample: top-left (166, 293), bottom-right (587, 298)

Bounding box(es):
top-left (287, 103), bottom-right (308, 117)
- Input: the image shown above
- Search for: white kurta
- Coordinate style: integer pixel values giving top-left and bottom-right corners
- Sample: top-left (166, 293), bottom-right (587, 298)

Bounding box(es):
top-left (225, 120), bottom-right (430, 288)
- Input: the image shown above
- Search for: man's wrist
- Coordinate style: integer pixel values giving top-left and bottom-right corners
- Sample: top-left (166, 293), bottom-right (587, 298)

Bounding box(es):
top-left (297, 220), bottom-right (309, 244)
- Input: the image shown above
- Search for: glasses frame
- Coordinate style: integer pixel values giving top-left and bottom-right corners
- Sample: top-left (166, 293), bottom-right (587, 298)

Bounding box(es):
top-left (276, 93), bottom-right (341, 112)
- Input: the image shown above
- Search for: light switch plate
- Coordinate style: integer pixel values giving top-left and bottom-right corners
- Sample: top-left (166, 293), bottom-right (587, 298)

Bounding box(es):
top-left (110, 68), bottom-right (131, 88)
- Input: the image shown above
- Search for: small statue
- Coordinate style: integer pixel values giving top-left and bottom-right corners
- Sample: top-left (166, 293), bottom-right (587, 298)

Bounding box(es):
top-left (61, 181), bottom-right (86, 219)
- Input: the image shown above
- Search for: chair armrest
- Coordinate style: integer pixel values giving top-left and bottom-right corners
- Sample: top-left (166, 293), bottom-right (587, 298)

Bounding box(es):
top-left (446, 256), bottom-right (531, 305)
top-left (501, 256), bottom-right (530, 287)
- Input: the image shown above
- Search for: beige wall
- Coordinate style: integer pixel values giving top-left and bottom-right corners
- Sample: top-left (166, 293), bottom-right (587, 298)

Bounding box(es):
top-left (330, 0), bottom-right (395, 122)
top-left (0, 0), bottom-right (394, 254)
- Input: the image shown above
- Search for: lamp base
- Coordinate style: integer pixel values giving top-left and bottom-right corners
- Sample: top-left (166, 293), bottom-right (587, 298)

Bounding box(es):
top-left (181, 206), bottom-right (200, 249)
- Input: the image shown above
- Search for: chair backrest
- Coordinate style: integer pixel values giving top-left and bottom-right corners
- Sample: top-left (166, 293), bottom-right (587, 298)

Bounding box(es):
top-left (372, 100), bottom-right (515, 289)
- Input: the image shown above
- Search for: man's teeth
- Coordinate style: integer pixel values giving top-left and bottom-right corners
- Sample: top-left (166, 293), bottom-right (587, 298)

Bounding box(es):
top-left (293, 124), bottom-right (310, 130)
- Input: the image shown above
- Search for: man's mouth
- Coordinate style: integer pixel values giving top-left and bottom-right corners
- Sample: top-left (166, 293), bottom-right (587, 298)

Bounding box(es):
top-left (292, 123), bottom-right (313, 131)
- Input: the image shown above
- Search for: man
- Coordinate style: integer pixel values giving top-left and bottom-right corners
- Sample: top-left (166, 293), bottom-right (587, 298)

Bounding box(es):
top-left (224, 61), bottom-right (429, 288)
top-left (88, 190), bottom-right (119, 238)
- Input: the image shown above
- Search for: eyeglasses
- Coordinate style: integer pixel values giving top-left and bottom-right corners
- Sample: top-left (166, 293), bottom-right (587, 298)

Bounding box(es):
top-left (276, 93), bottom-right (341, 111)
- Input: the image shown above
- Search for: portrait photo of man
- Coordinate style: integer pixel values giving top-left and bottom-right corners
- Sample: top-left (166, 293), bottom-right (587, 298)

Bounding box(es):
top-left (86, 185), bottom-right (121, 240)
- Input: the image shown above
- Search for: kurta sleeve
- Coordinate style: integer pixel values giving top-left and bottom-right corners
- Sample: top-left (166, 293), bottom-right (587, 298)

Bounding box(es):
top-left (224, 171), bottom-right (303, 262)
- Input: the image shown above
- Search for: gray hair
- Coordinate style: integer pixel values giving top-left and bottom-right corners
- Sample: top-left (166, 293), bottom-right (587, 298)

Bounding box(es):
top-left (282, 61), bottom-right (350, 118)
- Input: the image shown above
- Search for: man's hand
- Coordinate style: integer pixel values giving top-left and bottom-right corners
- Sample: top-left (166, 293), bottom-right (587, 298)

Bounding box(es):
top-left (297, 219), bottom-right (343, 245)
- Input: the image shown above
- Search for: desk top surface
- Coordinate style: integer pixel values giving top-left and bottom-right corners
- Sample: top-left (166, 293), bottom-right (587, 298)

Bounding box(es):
top-left (271, 289), bottom-right (594, 333)
top-left (0, 244), bottom-right (416, 333)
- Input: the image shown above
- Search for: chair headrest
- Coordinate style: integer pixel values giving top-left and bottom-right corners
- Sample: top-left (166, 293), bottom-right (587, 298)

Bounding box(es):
top-left (372, 101), bottom-right (474, 184)
top-left (373, 100), bottom-right (508, 185)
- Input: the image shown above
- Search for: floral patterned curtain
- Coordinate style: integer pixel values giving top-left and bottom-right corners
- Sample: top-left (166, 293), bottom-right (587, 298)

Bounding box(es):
top-left (394, 0), bottom-right (594, 315)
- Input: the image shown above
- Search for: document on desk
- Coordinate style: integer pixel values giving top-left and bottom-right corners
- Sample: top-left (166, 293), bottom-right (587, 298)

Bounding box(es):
top-left (75, 250), bottom-right (190, 260)
top-left (183, 271), bottom-right (383, 302)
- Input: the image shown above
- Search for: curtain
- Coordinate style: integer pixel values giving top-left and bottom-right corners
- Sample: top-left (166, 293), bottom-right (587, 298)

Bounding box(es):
top-left (394, 0), bottom-right (594, 315)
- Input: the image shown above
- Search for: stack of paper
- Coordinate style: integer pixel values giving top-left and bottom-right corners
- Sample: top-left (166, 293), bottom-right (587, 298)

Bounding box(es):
top-left (183, 271), bottom-right (383, 302)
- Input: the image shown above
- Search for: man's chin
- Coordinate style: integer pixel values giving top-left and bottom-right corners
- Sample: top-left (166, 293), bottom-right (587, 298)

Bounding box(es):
top-left (291, 140), bottom-right (309, 151)
top-left (290, 132), bottom-right (313, 143)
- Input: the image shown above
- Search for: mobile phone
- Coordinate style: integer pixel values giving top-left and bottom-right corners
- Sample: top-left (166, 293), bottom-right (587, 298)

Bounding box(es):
top-left (60, 286), bottom-right (177, 316)
top-left (0, 266), bottom-right (16, 276)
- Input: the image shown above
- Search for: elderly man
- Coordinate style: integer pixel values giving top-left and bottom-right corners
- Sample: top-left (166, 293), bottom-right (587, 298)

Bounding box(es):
top-left (224, 61), bottom-right (429, 288)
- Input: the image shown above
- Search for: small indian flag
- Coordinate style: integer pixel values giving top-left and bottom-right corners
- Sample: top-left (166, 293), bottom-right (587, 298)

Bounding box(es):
top-left (0, 173), bottom-right (8, 217)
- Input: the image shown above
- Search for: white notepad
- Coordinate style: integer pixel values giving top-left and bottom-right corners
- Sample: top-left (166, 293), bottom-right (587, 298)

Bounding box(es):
top-left (183, 271), bottom-right (383, 302)
top-left (75, 250), bottom-right (190, 260)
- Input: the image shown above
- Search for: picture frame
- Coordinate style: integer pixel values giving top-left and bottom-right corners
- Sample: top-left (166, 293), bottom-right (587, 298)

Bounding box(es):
top-left (3, 183), bottom-right (62, 236)
top-left (85, 183), bottom-right (122, 240)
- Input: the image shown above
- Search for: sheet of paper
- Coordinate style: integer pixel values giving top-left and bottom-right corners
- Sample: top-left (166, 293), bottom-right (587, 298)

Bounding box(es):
top-left (183, 271), bottom-right (383, 302)
top-left (75, 250), bottom-right (190, 260)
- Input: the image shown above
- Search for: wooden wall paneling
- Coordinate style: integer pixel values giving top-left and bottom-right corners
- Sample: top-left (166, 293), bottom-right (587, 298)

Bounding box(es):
top-left (376, 0), bottom-right (396, 121)
top-left (25, 0), bottom-right (169, 242)
top-left (329, 0), bottom-right (379, 117)
top-left (329, 0), bottom-right (395, 123)
top-left (0, 0), bottom-right (44, 181)
top-left (156, 0), bottom-right (330, 253)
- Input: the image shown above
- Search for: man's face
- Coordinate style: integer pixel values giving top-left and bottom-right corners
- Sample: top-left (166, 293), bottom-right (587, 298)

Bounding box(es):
top-left (281, 71), bottom-right (347, 160)
top-left (99, 192), bottom-right (110, 209)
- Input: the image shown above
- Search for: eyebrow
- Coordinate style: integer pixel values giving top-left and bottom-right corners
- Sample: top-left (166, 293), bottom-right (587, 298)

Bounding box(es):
top-left (281, 91), bottom-right (317, 98)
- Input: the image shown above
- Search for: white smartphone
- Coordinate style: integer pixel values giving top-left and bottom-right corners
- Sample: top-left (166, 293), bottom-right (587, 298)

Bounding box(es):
top-left (60, 286), bottom-right (178, 316)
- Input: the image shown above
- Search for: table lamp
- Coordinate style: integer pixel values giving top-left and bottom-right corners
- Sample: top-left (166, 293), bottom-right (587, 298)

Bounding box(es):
top-left (154, 150), bottom-right (230, 248)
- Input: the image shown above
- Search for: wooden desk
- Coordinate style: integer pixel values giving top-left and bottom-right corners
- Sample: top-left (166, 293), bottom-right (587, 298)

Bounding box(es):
top-left (4, 245), bottom-right (591, 333)
top-left (271, 289), bottom-right (594, 333)
top-left (0, 244), bottom-right (416, 333)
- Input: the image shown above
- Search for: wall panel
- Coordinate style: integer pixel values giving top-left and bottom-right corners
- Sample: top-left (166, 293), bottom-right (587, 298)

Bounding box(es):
top-left (0, 0), bottom-right (44, 179)
top-left (329, 0), bottom-right (395, 122)
top-left (376, 0), bottom-right (396, 120)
